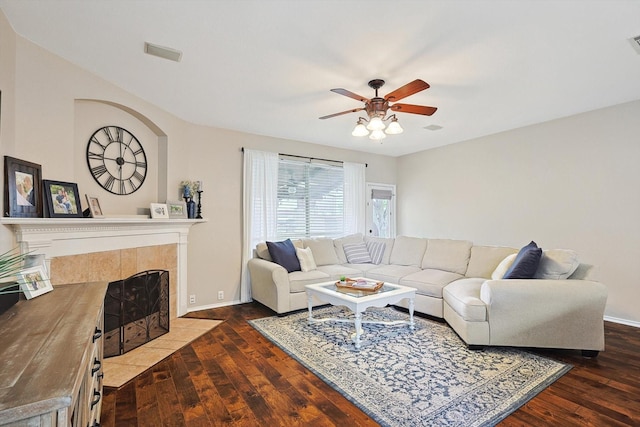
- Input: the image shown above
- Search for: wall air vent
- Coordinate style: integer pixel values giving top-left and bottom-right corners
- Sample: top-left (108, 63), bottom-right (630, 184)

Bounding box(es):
top-left (630, 35), bottom-right (640, 55)
top-left (144, 42), bottom-right (182, 62)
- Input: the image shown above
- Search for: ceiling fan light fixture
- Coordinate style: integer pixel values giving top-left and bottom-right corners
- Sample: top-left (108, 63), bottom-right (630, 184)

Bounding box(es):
top-left (366, 116), bottom-right (385, 131)
top-left (385, 116), bottom-right (403, 134)
top-left (369, 129), bottom-right (386, 140)
top-left (352, 119), bottom-right (370, 137)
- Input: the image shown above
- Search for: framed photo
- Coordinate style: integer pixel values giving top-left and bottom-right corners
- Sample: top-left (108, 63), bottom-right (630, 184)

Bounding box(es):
top-left (43, 180), bottom-right (83, 218)
top-left (85, 194), bottom-right (104, 218)
top-left (3, 156), bottom-right (43, 218)
top-left (166, 200), bottom-right (187, 219)
top-left (150, 203), bottom-right (169, 219)
top-left (16, 265), bottom-right (53, 299)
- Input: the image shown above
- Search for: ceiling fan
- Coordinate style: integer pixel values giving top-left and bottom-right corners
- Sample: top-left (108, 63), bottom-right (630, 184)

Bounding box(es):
top-left (319, 79), bottom-right (437, 140)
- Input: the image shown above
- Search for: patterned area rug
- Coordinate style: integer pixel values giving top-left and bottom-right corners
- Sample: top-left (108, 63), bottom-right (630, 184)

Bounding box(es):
top-left (250, 306), bottom-right (571, 427)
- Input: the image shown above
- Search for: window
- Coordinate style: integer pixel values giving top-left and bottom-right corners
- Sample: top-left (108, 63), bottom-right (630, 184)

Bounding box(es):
top-left (276, 157), bottom-right (344, 239)
top-left (366, 183), bottom-right (396, 238)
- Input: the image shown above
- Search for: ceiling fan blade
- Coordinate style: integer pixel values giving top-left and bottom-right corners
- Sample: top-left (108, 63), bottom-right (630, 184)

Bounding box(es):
top-left (389, 103), bottom-right (438, 116)
top-left (384, 79), bottom-right (430, 102)
top-left (319, 107), bottom-right (365, 120)
top-left (330, 88), bottom-right (370, 102)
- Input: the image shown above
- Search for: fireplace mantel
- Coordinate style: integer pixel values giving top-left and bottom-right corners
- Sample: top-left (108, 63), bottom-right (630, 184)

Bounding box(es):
top-left (1, 217), bottom-right (205, 316)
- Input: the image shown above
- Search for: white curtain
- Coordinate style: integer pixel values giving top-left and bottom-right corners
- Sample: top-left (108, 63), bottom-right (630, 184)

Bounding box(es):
top-left (240, 149), bottom-right (279, 302)
top-left (343, 161), bottom-right (366, 235)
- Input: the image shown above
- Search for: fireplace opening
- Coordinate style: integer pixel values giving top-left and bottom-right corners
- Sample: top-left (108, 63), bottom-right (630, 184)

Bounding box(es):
top-left (104, 270), bottom-right (169, 358)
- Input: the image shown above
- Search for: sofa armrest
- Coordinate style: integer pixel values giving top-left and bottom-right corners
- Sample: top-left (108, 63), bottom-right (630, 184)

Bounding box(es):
top-left (247, 258), bottom-right (291, 313)
top-left (480, 279), bottom-right (608, 350)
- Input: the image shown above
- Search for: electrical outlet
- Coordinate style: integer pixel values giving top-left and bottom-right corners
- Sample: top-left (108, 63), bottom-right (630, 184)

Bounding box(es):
top-left (217, 291), bottom-right (224, 300)
top-left (189, 294), bottom-right (196, 304)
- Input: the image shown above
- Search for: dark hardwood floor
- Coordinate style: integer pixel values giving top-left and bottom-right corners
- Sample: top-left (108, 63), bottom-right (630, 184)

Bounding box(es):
top-left (100, 302), bottom-right (640, 426)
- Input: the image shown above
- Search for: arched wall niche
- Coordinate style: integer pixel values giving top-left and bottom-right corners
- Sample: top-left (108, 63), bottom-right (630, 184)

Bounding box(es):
top-left (74, 99), bottom-right (168, 214)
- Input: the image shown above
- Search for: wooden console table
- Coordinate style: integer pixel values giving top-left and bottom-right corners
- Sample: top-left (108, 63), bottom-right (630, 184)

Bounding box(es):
top-left (0, 281), bottom-right (107, 426)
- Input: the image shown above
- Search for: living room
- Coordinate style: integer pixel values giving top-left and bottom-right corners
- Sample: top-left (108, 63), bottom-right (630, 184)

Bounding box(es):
top-left (0, 1), bottom-right (639, 425)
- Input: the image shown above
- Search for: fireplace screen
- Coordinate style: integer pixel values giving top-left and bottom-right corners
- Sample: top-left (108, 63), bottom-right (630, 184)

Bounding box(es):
top-left (104, 270), bottom-right (169, 358)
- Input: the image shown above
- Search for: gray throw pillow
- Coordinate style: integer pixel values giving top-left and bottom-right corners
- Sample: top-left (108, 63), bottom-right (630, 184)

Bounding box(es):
top-left (366, 241), bottom-right (386, 265)
top-left (343, 242), bottom-right (372, 264)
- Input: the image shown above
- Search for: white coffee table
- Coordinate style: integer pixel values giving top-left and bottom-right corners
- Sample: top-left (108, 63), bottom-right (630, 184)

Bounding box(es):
top-left (305, 279), bottom-right (416, 349)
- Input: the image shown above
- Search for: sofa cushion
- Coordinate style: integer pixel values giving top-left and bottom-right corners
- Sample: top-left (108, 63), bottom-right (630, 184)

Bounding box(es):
top-left (343, 262), bottom-right (380, 273)
top-left (399, 269), bottom-right (464, 299)
top-left (289, 270), bottom-right (331, 293)
top-left (303, 238), bottom-right (340, 266)
top-left (442, 278), bottom-right (487, 322)
top-left (534, 249), bottom-right (580, 279)
top-left (266, 239), bottom-right (301, 273)
top-left (365, 264), bottom-right (422, 284)
top-left (465, 246), bottom-right (518, 278)
top-left (503, 241), bottom-right (542, 279)
top-left (316, 264), bottom-right (364, 280)
top-left (366, 240), bottom-right (386, 264)
top-left (389, 236), bottom-right (428, 267)
top-left (364, 236), bottom-right (394, 264)
top-left (333, 233), bottom-right (364, 263)
top-left (343, 242), bottom-right (372, 264)
top-left (295, 247), bottom-right (317, 272)
top-left (422, 239), bottom-right (472, 275)
top-left (491, 253), bottom-right (517, 280)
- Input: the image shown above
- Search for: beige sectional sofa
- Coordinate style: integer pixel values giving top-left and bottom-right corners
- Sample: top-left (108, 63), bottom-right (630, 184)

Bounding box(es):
top-left (247, 234), bottom-right (608, 356)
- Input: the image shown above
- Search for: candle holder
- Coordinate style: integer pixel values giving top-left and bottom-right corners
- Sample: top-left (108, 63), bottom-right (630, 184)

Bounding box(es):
top-left (196, 191), bottom-right (203, 219)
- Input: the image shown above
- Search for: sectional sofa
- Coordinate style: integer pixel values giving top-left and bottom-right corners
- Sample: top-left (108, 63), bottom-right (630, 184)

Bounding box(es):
top-left (247, 234), bottom-right (608, 356)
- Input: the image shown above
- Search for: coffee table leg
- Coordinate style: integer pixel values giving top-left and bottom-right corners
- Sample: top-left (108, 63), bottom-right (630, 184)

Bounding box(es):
top-left (307, 292), bottom-right (313, 322)
top-left (354, 311), bottom-right (363, 349)
top-left (409, 298), bottom-right (415, 330)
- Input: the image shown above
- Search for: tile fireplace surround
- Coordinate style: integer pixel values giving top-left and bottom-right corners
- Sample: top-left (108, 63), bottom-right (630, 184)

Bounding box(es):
top-left (0, 217), bottom-right (204, 318)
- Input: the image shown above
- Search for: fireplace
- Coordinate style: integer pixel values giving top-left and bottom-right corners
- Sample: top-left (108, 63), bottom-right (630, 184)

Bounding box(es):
top-left (0, 217), bottom-right (202, 318)
top-left (104, 270), bottom-right (170, 357)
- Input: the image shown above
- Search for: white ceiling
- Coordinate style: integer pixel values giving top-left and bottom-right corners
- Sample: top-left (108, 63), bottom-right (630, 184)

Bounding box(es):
top-left (2, 0), bottom-right (640, 157)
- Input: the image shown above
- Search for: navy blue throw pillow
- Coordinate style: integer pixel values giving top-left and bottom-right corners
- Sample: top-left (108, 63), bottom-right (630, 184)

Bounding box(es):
top-left (503, 241), bottom-right (542, 279)
top-left (266, 239), bottom-right (301, 273)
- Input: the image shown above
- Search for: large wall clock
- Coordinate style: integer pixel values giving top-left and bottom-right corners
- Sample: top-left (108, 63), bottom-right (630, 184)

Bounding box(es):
top-left (86, 125), bottom-right (147, 195)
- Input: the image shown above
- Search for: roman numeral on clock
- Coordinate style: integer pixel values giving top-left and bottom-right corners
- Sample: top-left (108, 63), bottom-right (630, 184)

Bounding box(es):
top-left (91, 164), bottom-right (108, 178)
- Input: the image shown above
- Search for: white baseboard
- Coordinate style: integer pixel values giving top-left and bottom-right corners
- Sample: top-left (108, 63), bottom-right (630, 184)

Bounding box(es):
top-left (604, 315), bottom-right (640, 328)
top-left (185, 299), bottom-right (243, 314)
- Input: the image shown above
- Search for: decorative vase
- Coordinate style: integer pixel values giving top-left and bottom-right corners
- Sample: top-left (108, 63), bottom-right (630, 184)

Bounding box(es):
top-left (0, 284), bottom-right (20, 316)
top-left (186, 198), bottom-right (196, 219)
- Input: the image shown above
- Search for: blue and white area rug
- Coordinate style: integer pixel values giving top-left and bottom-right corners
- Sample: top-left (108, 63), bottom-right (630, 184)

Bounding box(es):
top-left (249, 306), bottom-right (571, 427)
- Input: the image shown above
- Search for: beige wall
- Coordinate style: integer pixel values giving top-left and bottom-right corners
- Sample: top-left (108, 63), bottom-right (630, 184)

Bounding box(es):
top-left (397, 100), bottom-right (640, 325)
top-left (0, 14), bottom-right (397, 310)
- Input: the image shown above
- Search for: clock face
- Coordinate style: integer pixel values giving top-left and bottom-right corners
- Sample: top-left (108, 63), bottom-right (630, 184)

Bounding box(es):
top-left (86, 126), bottom-right (147, 195)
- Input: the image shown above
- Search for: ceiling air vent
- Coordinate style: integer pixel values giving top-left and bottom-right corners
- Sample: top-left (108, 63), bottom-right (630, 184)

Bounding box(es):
top-left (144, 42), bottom-right (182, 62)
top-left (424, 124), bottom-right (443, 131)
top-left (630, 35), bottom-right (640, 55)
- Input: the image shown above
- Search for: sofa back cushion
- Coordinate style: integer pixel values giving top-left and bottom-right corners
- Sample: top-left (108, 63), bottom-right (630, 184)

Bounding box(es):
top-left (333, 233), bottom-right (364, 263)
top-left (465, 245), bottom-right (518, 278)
top-left (364, 236), bottom-right (394, 264)
top-left (422, 239), bottom-right (473, 275)
top-left (303, 238), bottom-right (340, 266)
top-left (389, 236), bottom-right (428, 267)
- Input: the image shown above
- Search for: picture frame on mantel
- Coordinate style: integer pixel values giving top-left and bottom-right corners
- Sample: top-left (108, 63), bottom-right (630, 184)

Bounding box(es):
top-left (166, 200), bottom-right (187, 219)
top-left (85, 194), bottom-right (104, 218)
top-left (43, 179), bottom-right (83, 218)
top-left (150, 203), bottom-right (169, 219)
top-left (3, 156), bottom-right (43, 218)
